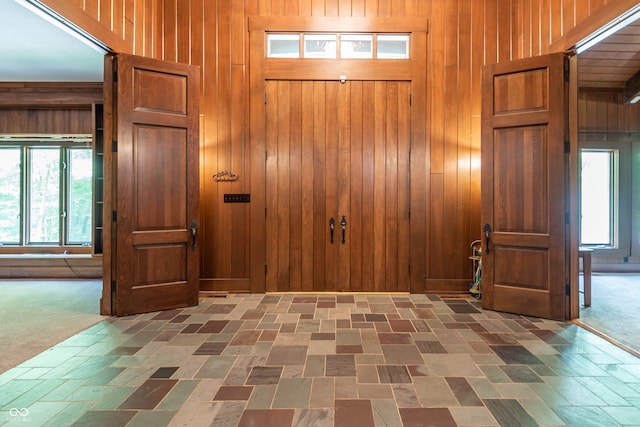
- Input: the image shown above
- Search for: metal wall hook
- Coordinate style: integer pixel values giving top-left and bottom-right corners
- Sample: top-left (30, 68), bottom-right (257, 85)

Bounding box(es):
top-left (213, 170), bottom-right (238, 182)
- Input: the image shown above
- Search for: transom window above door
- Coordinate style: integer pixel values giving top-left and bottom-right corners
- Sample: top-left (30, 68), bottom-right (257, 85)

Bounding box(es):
top-left (266, 33), bottom-right (410, 59)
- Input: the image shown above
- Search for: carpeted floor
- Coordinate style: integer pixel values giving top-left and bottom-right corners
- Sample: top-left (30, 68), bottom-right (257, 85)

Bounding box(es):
top-left (577, 273), bottom-right (640, 354)
top-left (0, 279), bottom-right (106, 373)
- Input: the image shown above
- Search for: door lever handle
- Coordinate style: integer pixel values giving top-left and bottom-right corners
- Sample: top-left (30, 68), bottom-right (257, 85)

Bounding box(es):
top-left (190, 220), bottom-right (199, 251)
top-left (483, 223), bottom-right (492, 255)
top-left (341, 216), bottom-right (347, 244)
top-left (329, 217), bottom-right (335, 244)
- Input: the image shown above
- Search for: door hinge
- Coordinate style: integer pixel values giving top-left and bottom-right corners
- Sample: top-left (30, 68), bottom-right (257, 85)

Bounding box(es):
top-left (410, 94), bottom-right (412, 106)
top-left (113, 69), bottom-right (118, 83)
top-left (564, 139), bottom-right (570, 153)
top-left (408, 208), bottom-right (411, 219)
top-left (111, 280), bottom-right (116, 293)
top-left (565, 212), bottom-right (570, 224)
top-left (264, 264), bottom-right (267, 277)
top-left (265, 208), bottom-right (267, 218)
top-left (565, 283), bottom-right (570, 295)
top-left (264, 94), bottom-right (267, 104)
top-left (112, 140), bottom-right (118, 152)
top-left (112, 210), bottom-right (117, 222)
top-left (564, 63), bottom-right (570, 82)
top-left (408, 264), bottom-right (411, 274)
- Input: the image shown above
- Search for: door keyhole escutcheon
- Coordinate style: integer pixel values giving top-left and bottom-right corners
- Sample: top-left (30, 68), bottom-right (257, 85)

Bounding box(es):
top-left (329, 217), bottom-right (336, 244)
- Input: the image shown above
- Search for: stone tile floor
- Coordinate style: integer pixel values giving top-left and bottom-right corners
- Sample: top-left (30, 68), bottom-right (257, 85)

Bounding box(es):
top-left (1, 293), bottom-right (640, 426)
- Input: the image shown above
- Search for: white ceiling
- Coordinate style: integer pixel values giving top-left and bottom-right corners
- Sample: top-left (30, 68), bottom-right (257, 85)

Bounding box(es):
top-left (0, 0), bottom-right (104, 82)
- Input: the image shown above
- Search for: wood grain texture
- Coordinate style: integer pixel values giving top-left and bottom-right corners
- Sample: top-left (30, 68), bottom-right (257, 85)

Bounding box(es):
top-left (482, 53), bottom-right (567, 320)
top-left (265, 80), bottom-right (409, 292)
top-left (40, 0), bottom-right (632, 294)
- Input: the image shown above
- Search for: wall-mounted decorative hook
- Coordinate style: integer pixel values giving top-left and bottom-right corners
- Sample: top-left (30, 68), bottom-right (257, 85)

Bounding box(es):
top-left (213, 170), bottom-right (239, 182)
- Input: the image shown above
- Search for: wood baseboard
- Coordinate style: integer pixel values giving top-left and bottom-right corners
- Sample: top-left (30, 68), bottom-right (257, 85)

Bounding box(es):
top-left (0, 255), bottom-right (102, 279)
top-left (199, 278), bottom-right (251, 293)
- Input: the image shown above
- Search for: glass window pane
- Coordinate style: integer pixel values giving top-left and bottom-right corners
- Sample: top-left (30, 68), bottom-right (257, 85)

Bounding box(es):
top-left (0, 148), bottom-right (21, 244)
top-left (304, 34), bottom-right (336, 58)
top-left (580, 150), bottom-right (613, 245)
top-left (377, 34), bottom-right (410, 59)
top-left (68, 148), bottom-right (93, 244)
top-left (29, 148), bottom-right (60, 243)
top-left (340, 34), bottom-right (373, 58)
top-left (267, 34), bottom-right (300, 58)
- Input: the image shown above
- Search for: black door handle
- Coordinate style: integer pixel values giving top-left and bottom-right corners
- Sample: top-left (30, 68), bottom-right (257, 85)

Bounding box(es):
top-left (483, 223), bottom-right (492, 255)
top-left (329, 217), bottom-right (335, 244)
top-left (341, 216), bottom-right (347, 244)
top-left (190, 220), bottom-right (199, 251)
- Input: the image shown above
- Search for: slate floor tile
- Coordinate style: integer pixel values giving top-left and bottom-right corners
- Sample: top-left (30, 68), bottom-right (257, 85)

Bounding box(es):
top-left (266, 345), bottom-right (308, 365)
top-left (70, 409), bottom-right (136, 427)
top-left (381, 345), bottom-right (424, 364)
top-left (335, 399), bottom-right (375, 427)
top-left (237, 408), bottom-right (295, 427)
top-left (118, 379), bottom-right (178, 409)
top-left (377, 365), bottom-right (412, 384)
top-left (213, 385), bottom-right (254, 401)
top-left (491, 345), bottom-right (544, 364)
top-left (2, 292), bottom-right (639, 427)
top-left (246, 366), bottom-right (283, 385)
top-left (399, 407), bottom-right (457, 427)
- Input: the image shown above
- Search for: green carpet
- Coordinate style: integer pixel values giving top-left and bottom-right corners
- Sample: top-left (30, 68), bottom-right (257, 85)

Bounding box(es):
top-left (578, 273), bottom-right (640, 354)
top-left (0, 279), bottom-right (106, 373)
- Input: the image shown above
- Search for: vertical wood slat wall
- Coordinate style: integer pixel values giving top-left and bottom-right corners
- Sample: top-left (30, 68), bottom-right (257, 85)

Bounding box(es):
top-left (46, 0), bottom-right (620, 291)
top-left (578, 89), bottom-right (640, 267)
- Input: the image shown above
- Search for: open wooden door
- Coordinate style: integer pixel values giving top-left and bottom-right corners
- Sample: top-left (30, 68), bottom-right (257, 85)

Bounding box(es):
top-left (102, 53), bottom-right (200, 316)
top-left (481, 53), bottom-right (568, 321)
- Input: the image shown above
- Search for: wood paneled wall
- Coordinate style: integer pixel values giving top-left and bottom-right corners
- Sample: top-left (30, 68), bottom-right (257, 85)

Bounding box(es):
top-left (0, 83), bottom-right (103, 277)
top-left (44, 0), bottom-right (625, 291)
top-left (578, 89), bottom-right (640, 269)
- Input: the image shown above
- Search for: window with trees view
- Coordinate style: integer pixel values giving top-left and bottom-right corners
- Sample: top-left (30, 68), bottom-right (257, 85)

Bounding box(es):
top-left (578, 141), bottom-right (633, 259)
top-left (0, 142), bottom-right (93, 247)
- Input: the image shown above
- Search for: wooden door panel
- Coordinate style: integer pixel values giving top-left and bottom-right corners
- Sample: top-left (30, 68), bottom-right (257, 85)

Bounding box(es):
top-left (311, 81), bottom-right (331, 292)
top-left (493, 68), bottom-right (548, 114)
top-left (132, 69), bottom-right (187, 115)
top-left (324, 81), bottom-right (340, 292)
top-left (108, 53), bottom-right (199, 316)
top-left (266, 80), bottom-right (409, 292)
top-left (134, 125), bottom-right (187, 229)
top-left (481, 53), bottom-right (566, 320)
top-left (493, 126), bottom-right (547, 233)
top-left (360, 81), bottom-right (376, 291)
top-left (337, 81), bottom-right (351, 292)
top-left (134, 245), bottom-right (187, 284)
top-left (494, 247), bottom-right (548, 288)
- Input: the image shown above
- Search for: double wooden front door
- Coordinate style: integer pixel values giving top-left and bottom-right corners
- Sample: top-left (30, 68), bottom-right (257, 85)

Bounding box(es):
top-left (265, 80), bottom-right (410, 292)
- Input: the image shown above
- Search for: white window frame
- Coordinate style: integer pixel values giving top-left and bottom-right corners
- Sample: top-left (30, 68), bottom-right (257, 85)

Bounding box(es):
top-left (579, 139), bottom-right (631, 258)
top-left (0, 137), bottom-right (93, 248)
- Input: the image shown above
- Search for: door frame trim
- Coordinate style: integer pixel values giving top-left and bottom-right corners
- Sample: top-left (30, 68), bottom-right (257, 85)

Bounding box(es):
top-left (248, 17), bottom-right (428, 293)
